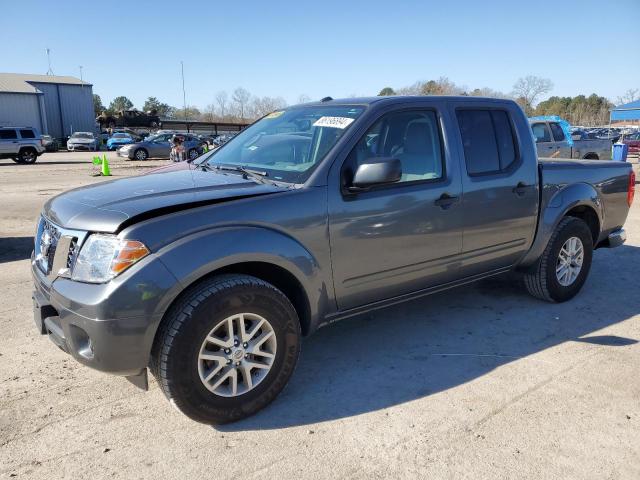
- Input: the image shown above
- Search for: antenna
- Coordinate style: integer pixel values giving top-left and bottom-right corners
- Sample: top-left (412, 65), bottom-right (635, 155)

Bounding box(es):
top-left (45, 48), bottom-right (54, 75)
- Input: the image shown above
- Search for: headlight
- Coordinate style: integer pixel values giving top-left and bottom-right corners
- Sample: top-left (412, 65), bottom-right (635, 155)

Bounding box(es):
top-left (71, 234), bottom-right (150, 283)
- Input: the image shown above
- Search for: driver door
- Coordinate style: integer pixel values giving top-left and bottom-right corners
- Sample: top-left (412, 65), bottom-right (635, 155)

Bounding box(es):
top-left (328, 106), bottom-right (464, 310)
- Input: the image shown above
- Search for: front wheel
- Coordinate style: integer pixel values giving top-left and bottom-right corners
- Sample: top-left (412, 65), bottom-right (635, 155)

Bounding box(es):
top-left (188, 148), bottom-right (199, 160)
top-left (151, 274), bottom-right (301, 424)
top-left (524, 217), bottom-right (593, 302)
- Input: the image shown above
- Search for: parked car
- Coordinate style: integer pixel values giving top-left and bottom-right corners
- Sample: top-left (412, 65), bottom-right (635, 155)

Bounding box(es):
top-left (97, 110), bottom-right (161, 129)
top-left (0, 126), bottom-right (45, 163)
top-left (41, 134), bottom-right (59, 152)
top-left (117, 133), bottom-right (204, 160)
top-left (530, 118), bottom-right (612, 159)
top-left (32, 97), bottom-right (633, 424)
top-left (622, 132), bottom-right (640, 156)
top-left (67, 132), bottom-right (99, 152)
top-left (107, 133), bottom-right (135, 151)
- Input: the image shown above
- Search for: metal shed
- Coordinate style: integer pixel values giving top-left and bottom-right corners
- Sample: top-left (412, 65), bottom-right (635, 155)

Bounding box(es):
top-left (0, 73), bottom-right (95, 139)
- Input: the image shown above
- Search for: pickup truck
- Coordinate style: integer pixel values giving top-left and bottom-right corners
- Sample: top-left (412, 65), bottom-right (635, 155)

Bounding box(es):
top-left (530, 118), bottom-right (612, 160)
top-left (31, 96), bottom-right (634, 424)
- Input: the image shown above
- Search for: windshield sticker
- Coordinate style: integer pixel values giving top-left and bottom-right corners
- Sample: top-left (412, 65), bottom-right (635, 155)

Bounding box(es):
top-left (265, 111), bottom-right (284, 119)
top-left (313, 116), bottom-right (355, 129)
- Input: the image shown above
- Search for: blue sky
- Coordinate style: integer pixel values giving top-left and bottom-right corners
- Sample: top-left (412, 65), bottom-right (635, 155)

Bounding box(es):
top-left (1, 0), bottom-right (638, 109)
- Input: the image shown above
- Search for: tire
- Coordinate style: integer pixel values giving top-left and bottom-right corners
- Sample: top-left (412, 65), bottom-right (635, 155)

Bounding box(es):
top-left (133, 148), bottom-right (148, 161)
top-left (583, 153), bottom-right (599, 160)
top-left (150, 274), bottom-right (301, 424)
top-left (188, 148), bottom-right (199, 160)
top-left (524, 217), bottom-right (593, 302)
top-left (150, 121), bottom-right (159, 128)
top-left (18, 148), bottom-right (38, 164)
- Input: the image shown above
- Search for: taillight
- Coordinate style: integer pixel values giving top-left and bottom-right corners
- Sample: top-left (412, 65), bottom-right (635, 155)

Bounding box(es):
top-left (40, 139), bottom-right (45, 146)
top-left (628, 171), bottom-right (636, 207)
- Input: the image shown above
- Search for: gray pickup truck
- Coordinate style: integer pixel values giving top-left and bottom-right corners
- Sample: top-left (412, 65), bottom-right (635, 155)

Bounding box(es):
top-left (530, 119), bottom-right (612, 160)
top-left (31, 96), bottom-right (634, 424)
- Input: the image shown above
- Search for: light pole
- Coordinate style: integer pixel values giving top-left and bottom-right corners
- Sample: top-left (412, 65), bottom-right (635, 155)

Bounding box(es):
top-left (181, 61), bottom-right (188, 122)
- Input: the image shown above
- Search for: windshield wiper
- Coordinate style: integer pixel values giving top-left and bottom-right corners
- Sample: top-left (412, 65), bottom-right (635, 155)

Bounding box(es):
top-left (202, 163), bottom-right (270, 184)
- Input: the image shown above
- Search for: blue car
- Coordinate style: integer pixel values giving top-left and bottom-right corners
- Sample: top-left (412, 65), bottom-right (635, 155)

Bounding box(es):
top-left (107, 133), bottom-right (134, 151)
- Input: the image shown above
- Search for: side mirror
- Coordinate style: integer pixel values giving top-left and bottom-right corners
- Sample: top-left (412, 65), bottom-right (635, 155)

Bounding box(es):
top-left (349, 157), bottom-right (402, 191)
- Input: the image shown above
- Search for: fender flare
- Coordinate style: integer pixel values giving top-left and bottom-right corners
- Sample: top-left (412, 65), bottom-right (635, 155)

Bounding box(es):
top-left (150, 225), bottom-right (330, 333)
top-left (518, 182), bottom-right (603, 268)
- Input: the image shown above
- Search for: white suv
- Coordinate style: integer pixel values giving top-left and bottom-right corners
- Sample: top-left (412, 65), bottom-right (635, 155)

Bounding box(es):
top-left (0, 126), bottom-right (46, 164)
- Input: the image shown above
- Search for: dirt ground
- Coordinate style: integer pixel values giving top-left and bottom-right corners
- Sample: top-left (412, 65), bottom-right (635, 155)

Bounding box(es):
top-left (1, 152), bottom-right (639, 479)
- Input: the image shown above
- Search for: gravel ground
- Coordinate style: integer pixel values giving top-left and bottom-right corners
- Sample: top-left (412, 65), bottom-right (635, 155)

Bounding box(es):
top-left (1, 152), bottom-right (639, 479)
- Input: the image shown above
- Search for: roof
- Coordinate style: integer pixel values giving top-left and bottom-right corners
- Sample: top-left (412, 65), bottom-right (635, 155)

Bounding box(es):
top-left (0, 73), bottom-right (92, 94)
top-left (297, 95), bottom-right (515, 108)
top-left (611, 100), bottom-right (640, 121)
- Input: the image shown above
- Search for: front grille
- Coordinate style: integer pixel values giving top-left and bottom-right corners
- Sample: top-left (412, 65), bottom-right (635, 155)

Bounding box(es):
top-left (34, 217), bottom-right (86, 278)
top-left (35, 217), bottom-right (61, 275)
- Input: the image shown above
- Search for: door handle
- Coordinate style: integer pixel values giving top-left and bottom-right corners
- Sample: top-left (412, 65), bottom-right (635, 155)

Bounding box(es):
top-left (434, 193), bottom-right (459, 209)
top-left (513, 182), bottom-right (528, 196)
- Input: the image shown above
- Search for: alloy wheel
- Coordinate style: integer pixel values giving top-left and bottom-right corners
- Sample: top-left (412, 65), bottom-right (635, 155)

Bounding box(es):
top-left (556, 236), bottom-right (584, 286)
top-left (197, 313), bottom-right (277, 397)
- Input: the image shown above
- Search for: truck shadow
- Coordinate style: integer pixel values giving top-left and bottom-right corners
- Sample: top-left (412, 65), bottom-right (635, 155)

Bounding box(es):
top-left (219, 243), bottom-right (640, 431)
top-left (0, 237), bottom-right (33, 264)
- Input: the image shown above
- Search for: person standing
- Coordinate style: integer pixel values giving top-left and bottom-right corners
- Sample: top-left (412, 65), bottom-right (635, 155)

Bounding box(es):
top-left (170, 135), bottom-right (185, 162)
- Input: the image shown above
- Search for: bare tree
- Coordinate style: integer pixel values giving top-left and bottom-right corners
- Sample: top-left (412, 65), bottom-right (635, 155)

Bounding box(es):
top-left (297, 94), bottom-right (311, 104)
top-left (203, 103), bottom-right (216, 122)
top-left (215, 91), bottom-right (229, 119)
top-left (232, 87), bottom-right (251, 120)
top-left (512, 76), bottom-right (553, 113)
top-left (616, 88), bottom-right (639, 105)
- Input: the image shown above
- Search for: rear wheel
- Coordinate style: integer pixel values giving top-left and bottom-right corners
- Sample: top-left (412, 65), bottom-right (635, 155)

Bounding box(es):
top-left (151, 274), bottom-right (301, 424)
top-left (133, 148), bottom-right (148, 161)
top-left (524, 217), bottom-right (593, 302)
top-left (18, 148), bottom-right (38, 164)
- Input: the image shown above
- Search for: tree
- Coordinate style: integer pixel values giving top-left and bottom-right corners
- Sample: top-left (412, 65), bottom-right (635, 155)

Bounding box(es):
top-left (92, 94), bottom-right (105, 116)
top-left (250, 96), bottom-right (287, 118)
top-left (378, 87), bottom-right (396, 96)
top-left (215, 91), bottom-right (229, 119)
top-left (512, 76), bottom-right (553, 114)
top-left (142, 96), bottom-right (174, 117)
top-left (173, 106), bottom-right (201, 121)
top-left (535, 94), bottom-right (613, 126)
top-left (203, 103), bottom-right (216, 122)
top-left (297, 94), bottom-right (311, 103)
top-left (420, 77), bottom-right (460, 96)
top-left (617, 88), bottom-right (639, 105)
top-left (232, 87), bottom-right (251, 120)
top-left (108, 96), bottom-right (134, 113)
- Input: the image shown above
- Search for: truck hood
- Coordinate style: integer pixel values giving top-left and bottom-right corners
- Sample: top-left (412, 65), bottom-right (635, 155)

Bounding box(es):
top-left (43, 163), bottom-right (284, 233)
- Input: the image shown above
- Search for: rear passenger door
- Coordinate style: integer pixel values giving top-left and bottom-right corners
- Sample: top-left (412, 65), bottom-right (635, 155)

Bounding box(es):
top-left (548, 122), bottom-right (571, 158)
top-left (452, 105), bottom-right (538, 275)
top-left (531, 122), bottom-right (557, 158)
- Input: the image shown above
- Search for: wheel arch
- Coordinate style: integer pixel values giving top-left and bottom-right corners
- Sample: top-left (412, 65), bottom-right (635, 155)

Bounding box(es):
top-left (517, 182), bottom-right (603, 269)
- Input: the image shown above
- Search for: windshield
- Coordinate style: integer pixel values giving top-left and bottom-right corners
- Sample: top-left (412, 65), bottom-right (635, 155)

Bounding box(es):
top-left (113, 133), bottom-right (128, 138)
top-left (71, 133), bottom-right (93, 139)
top-left (205, 105), bottom-right (365, 183)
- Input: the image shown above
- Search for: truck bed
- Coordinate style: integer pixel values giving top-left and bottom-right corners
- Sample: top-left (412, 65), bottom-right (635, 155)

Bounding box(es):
top-left (538, 158), bottom-right (632, 241)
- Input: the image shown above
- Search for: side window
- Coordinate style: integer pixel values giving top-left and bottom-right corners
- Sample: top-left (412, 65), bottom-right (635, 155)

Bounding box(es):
top-left (456, 109), bottom-right (517, 175)
top-left (531, 123), bottom-right (551, 143)
top-left (549, 123), bottom-right (565, 142)
top-left (345, 110), bottom-right (444, 184)
top-left (0, 130), bottom-right (18, 140)
top-left (19, 129), bottom-right (35, 139)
